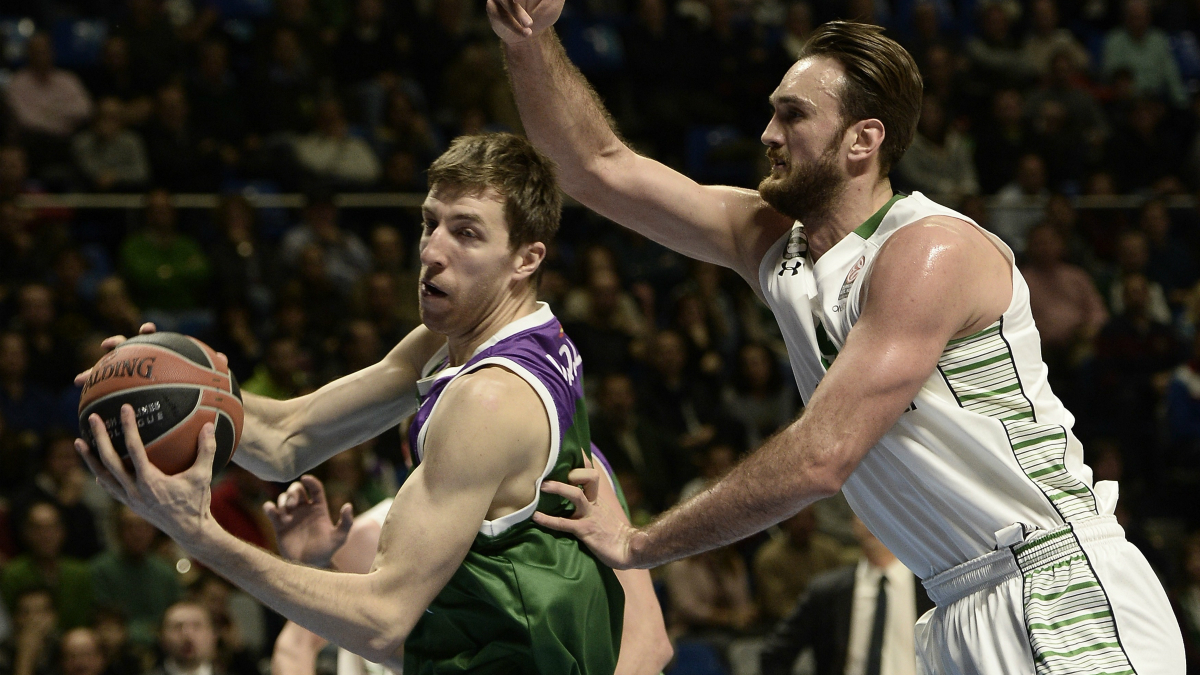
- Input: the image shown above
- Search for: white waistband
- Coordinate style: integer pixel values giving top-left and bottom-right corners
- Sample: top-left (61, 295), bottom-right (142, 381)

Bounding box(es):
top-left (921, 516), bottom-right (1125, 607)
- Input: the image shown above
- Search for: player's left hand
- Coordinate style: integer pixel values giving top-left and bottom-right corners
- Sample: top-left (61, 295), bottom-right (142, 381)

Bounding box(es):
top-left (532, 455), bottom-right (641, 570)
top-left (76, 404), bottom-right (217, 543)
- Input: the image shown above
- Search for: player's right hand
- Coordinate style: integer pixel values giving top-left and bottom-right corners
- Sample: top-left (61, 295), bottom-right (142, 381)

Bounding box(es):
top-left (487, 0), bottom-right (564, 44)
top-left (263, 475), bottom-right (354, 568)
top-left (73, 322), bottom-right (158, 386)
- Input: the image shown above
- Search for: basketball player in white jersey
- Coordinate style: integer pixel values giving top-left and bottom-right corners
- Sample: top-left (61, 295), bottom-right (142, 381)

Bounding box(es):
top-left (487, 5), bottom-right (1184, 673)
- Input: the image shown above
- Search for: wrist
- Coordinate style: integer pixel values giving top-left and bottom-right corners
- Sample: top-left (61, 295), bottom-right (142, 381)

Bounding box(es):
top-left (627, 527), bottom-right (654, 569)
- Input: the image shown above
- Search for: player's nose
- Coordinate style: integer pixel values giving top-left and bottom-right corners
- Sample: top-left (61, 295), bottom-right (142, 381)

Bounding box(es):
top-left (761, 115), bottom-right (784, 147)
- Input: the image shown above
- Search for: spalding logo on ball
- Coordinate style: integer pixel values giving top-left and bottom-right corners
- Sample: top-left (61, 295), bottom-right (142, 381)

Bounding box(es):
top-left (79, 333), bottom-right (244, 475)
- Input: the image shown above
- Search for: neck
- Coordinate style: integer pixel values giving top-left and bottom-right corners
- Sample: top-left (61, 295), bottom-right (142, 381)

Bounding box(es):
top-left (446, 292), bottom-right (539, 366)
top-left (806, 178), bottom-right (895, 261)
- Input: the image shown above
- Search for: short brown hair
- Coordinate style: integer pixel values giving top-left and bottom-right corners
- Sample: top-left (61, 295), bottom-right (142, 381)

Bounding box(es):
top-left (426, 133), bottom-right (561, 251)
top-left (796, 21), bottom-right (923, 175)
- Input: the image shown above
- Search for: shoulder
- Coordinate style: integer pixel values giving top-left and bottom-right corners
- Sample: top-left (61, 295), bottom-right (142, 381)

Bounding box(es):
top-left (871, 216), bottom-right (993, 284)
top-left (426, 366), bottom-right (550, 459)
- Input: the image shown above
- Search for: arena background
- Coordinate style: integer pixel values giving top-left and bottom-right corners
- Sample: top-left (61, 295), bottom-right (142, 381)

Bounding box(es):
top-left (0, 0), bottom-right (1199, 672)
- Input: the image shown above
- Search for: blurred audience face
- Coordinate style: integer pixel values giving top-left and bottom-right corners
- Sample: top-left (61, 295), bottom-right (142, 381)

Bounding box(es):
top-left (587, 269), bottom-right (622, 320)
top-left (100, 36), bottom-right (130, 73)
top-left (653, 330), bottom-right (687, 381)
top-left (1031, 0), bottom-right (1058, 33)
top-left (198, 41), bottom-right (229, 82)
top-left (18, 284), bottom-right (55, 331)
top-left (24, 502), bottom-right (66, 561)
top-left (95, 98), bottom-right (126, 140)
top-left (1015, 155), bottom-right (1046, 194)
top-left (314, 99), bottom-right (348, 137)
top-left (1124, 0), bottom-right (1150, 37)
top-left (781, 507), bottom-right (817, 544)
top-left (61, 628), bottom-right (107, 675)
top-left (0, 146), bottom-right (29, 190)
top-left (305, 202), bottom-right (340, 242)
top-left (1117, 231), bottom-right (1149, 273)
top-left (265, 338), bottom-right (301, 385)
top-left (343, 320), bottom-right (381, 370)
top-left (1122, 273), bottom-right (1151, 316)
top-left (912, 2), bottom-right (938, 40)
top-left (15, 589), bottom-right (56, 634)
top-left (271, 29), bottom-right (304, 70)
top-left (979, 3), bottom-right (1010, 43)
top-left (160, 603), bottom-right (217, 669)
top-left (993, 89), bottom-right (1023, 127)
top-left (44, 435), bottom-right (81, 486)
top-left (371, 226), bottom-right (405, 271)
top-left (156, 86), bottom-right (189, 130)
top-left (1026, 225), bottom-right (1064, 268)
top-left (701, 444), bottom-right (736, 479)
top-left (917, 96), bottom-right (947, 143)
top-left (117, 505), bottom-right (158, 558)
top-left (0, 332), bottom-right (28, 381)
top-left (1138, 200), bottom-right (1170, 244)
top-left (356, 0), bottom-right (384, 25)
top-left (93, 610), bottom-right (129, 661)
top-left (145, 190), bottom-right (177, 235)
top-left (738, 343), bottom-right (775, 394)
top-left (366, 272), bottom-right (399, 316)
top-left (598, 374), bottom-right (637, 422)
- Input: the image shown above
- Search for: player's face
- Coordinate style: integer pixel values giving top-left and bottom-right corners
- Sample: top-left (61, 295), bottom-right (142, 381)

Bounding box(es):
top-left (418, 188), bottom-right (526, 337)
top-left (759, 57), bottom-right (852, 223)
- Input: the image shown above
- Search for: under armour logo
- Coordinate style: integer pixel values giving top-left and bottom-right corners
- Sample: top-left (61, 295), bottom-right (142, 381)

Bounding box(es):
top-left (779, 259), bottom-right (803, 276)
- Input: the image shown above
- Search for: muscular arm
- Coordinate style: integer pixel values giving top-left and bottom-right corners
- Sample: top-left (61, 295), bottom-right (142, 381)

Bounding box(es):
top-left (501, 30), bottom-right (789, 286)
top-left (236, 326), bottom-right (445, 481)
top-left (565, 220), bottom-right (1011, 567)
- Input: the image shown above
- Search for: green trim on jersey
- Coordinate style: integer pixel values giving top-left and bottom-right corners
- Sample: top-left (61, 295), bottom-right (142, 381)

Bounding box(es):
top-left (1015, 526), bottom-right (1136, 674)
top-left (853, 193), bottom-right (906, 239)
top-left (936, 319), bottom-right (1099, 521)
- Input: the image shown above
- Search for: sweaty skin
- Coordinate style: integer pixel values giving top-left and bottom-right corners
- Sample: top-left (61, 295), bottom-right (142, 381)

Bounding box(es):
top-left (488, 0), bottom-right (1013, 568)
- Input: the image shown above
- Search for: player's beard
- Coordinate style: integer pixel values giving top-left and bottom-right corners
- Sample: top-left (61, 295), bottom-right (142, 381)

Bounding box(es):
top-left (758, 134), bottom-right (848, 224)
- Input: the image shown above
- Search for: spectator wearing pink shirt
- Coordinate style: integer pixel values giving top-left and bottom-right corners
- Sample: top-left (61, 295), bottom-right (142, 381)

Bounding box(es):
top-left (5, 33), bottom-right (93, 139)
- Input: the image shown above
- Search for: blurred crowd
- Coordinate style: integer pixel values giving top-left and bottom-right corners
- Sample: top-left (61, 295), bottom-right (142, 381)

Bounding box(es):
top-left (4, 0), bottom-right (1200, 672)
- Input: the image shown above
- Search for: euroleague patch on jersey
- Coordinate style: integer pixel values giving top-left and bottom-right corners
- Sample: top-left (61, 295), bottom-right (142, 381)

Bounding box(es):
top-left (838, 256), bottom-right (866, 302)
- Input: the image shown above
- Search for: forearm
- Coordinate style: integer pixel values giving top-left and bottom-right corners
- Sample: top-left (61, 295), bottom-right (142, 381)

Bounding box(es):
top-left (613, 568), bottom-right (673, 675)
top-left (236, 367), bottom-right (418, 481)
top-left (504, 31), bottom-right (625, 192)
top-left (192, 520), bottom-right (409, 667)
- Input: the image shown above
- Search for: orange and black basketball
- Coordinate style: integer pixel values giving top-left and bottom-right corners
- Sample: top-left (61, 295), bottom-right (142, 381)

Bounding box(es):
top-left (78, 332), bottom-right (243, 475)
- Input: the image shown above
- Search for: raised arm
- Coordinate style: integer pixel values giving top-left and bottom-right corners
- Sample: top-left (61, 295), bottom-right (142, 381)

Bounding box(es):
top-left (236, 326), bottom-right (444, 481)
top-left (491, 3), bottom-right (790, 286)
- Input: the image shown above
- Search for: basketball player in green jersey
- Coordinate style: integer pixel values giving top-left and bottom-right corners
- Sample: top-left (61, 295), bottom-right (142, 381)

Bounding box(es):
top-left (488, 3), bottom-right (1184, 673)
top-left (75, 133), bottom-right (670, 674)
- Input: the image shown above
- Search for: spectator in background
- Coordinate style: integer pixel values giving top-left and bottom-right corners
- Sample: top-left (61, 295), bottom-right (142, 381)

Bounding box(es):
top-left (563, 267), bottom-right (645, 375)
top-left (0, 502), bottom-right (93, 630)
top-left (208, 466), bottom-right (280, 555)
top-left (90, 506), bottom-right (181, 652)
top-left (11, 283), bottom-right (77, 391)
top-left (71, 97), bottom-right (151, 192)
top-left (280, 196), bottom-right (372, 295)
top-left (1103, 0), bottom-right (1188, 108)
top-left (639, 330), bottom-right (730, 463)
top-left (753, 507), bottom-right (854, 622)
top-left (759, 518), bottom-right (932, 675)
top-left (1106, 229), bottom-right (1173, 325)
top-left (991, 153), bottom-right (1049, 254)
top-left (93, 607), bottom-right (148, 675)
top-left (114, 0), bottom-right (185, 96)
top-left (590, 373), bottom-right (677, 510)
top-left (1021, 224), bottom-right (1109, 407)
top-left (143, 85), bottom-right (219, 192)
top-left (4, 33), bottom-right (93, 156)
top-left (973, 89), bottom-right (1029, 195)
top-left (209, 194), bottom-right (276, 320)
top-left (16, 433), bottom-right (106, 560)
top-left (723, 342), bottom-right (796, 451)
top-left (356, 271), bottom-right (417, 347)
top-left (1021, 0), bottom-right (1090, 77)
top-left (331, 0), bottom-right (407, 126)
top-left (1139, 199), bottom-right (1197, 307)
top-left (242, 336), bottom-right (305, 400)
top-left (82, 36), bottom-right (154, 127)
top-left (964, 2), bottom-right (1038, 101)
top-left (0, 332), bottom-right (55, 437)
top-left (663, 545), bottom-right (758, 639)
top-left (0, 146), bottom-right (38, 200)
top-left (894, 95), bottom-right (978, 200)
top-left (188, 40), bottom-right (249, 158)
top-left (292, 98), bottom-right (381, 188)
top-left (372, 89), bottom-right (441, 168)
top-left (59, 627), bottom-right (107, 675)
top-left (147, 602), bottom-right (221, 675)
top-left (91, 277), bottom-right (142, 339)
top-left (1093, 273), bottom-right (1180, 483)
top-left (252, 28), bottom-right (321, 136)
top-left (1106, 98), bottom-right (1185, 192)
top-left (118, 189), bottom-right (212, 319)
top-left (1025, 50), bottom-right (1109, 158)
top-left (1027, 98), bottom-right (1088, 191)
top-left (0, 588), bottom-right (57, 675)
top-left (188, 575), bottom-right (262, 675)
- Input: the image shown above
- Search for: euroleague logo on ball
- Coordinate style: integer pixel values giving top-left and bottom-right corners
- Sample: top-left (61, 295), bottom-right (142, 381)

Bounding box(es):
top-left (82, 354), bottom-right (157, 393)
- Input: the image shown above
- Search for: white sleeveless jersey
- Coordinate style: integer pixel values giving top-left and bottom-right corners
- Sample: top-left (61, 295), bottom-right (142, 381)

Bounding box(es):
top-left (759, 192), bottom-right (1110, 579)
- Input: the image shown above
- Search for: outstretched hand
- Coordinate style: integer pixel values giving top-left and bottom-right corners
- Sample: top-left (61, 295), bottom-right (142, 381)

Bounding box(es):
top-left (486, 0), bottom-right (564, 44)
top-left (532, 453), bottom-right (641, 570)
top-left (264, 475), bottom-right (354, 568)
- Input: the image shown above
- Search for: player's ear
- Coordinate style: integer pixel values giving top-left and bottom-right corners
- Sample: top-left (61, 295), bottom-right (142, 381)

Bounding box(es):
top-left (847, 118), bottom-right (885, 164)
top-left (514, 241), bottom-right (546, 281)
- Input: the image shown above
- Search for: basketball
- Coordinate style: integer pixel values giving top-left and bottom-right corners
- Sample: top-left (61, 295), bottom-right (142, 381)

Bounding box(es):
top-left (78, 332), bottom-right (243, 475)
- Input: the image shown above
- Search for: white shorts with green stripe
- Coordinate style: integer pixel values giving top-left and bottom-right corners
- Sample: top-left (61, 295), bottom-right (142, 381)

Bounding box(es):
top-left (914, 516), bottom-right (1184, 674)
